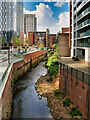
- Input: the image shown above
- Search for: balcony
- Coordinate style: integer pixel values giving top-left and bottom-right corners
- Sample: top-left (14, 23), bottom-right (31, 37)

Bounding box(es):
top-left (77, 7), bottom-right (90, 21)
top-left (77, 19), bottom-right (90, 30)
top-left (77, 43), bottom-right (90, 47)
top-left (77, 30), bottom-right (90, 38)
top-left (76, 0), bottom-right (89, 13)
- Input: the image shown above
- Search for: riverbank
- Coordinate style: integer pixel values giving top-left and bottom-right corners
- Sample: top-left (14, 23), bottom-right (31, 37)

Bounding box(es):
top-left (36, 73), bottom-right (83, 119)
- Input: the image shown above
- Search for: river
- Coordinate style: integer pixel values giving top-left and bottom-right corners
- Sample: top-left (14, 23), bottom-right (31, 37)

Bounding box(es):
top-left (11, 62), bottom-right (53, 119)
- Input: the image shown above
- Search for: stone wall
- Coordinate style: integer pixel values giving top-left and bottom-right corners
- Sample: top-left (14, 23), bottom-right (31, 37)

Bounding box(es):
top-left (1, 50), bottom-right (46, 118)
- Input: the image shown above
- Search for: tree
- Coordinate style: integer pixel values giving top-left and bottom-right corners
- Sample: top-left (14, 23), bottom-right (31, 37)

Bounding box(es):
top-left (36, 41), bottom-right (44, 48)
top-left (25, 38), bottom-right (29, 46)
top-left (16, 37), bottom-right (21, 53)
top-left (0, 38), bottom-right (2, 47)
top-left (40, 41), bottom-right (45, 48)
top-left (20, 38), bottom-right (24, 46)
top-left (11, 36), bottom-right (16, 47)
top-left (1, 35), bottom-right (5, 46)
top-left (36, 41), bottom-right (40, 48)
top-left (24, 38), bottom-right (29, 52)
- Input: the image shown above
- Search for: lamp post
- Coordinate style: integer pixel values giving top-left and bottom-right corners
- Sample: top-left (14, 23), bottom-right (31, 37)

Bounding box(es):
top-left (8, 47), bottom-right (10, 65)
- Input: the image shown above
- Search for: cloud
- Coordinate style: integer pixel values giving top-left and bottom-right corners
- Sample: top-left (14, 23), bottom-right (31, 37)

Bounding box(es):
top-left (57, 11), bottom-right (69, 28)
top-left (44, 0), bottom-right (69, 7)
top-left (24, 3), bottom-right (69, 33)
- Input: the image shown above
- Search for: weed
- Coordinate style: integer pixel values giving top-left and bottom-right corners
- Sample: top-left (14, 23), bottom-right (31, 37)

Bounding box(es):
top-left (47, 77), bottom-right (53, 82)
top-left (69, 107), bottom-right (82, 117)
top-left (54, 89), bottom-right (65, 96)
top-left (63, 98), bottom-right (72, 107)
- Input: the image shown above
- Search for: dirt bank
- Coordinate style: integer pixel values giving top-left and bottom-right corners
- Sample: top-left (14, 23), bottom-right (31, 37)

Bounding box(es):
top-left (35, 73), bottom-right (83, 119)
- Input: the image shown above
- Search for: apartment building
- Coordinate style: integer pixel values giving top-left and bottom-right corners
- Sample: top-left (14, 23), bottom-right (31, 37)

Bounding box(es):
top-left (0, 1), bottom-right (14, 44)
top-left (0, 0), bottom-right (23, 45)
top-left (49, 34), bottom-right (56, 47)
top-left (23, 14), bottom-right (37, 34)
top-left (71, 0), bottom-right (90, 65)
top-left (14, 0), bottom-right (23, 36)
top-left (26, 29), bottom-right (50, 47)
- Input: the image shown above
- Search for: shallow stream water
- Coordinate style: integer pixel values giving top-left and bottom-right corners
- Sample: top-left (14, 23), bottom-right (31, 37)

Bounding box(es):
top-left (11, 62), bottom-right (53, 119)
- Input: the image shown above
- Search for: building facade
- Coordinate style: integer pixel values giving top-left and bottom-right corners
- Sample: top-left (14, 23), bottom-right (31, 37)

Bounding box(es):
top-left (14, 0), bottom-right (23, 36)
top-left (0, 0), bottom-right (23, 45)
top-left (27, 32), bottom-right (46, 46)
top-left (71, 0), bottom-right (90, 65)
top-left (23, 14), bottom-right (37, 34)
top-left (49, 34), bottom-right (56, 47)
top-left (26, 29), bottom-right (50, 47)
top-left (0, 1), bottom-right (14, 44)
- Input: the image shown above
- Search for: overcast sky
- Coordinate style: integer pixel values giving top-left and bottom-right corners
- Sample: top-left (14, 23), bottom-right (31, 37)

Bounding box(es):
top-left (23, 0), bottom-right (70, 34)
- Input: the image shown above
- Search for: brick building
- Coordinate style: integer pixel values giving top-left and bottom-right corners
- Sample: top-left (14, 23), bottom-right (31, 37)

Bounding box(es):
top-left (49, 34), bottom-right (56, 47)
top-left (26, 29), bottom-right (50, 47)
top-left (61, 27), bottom-right (70, 33)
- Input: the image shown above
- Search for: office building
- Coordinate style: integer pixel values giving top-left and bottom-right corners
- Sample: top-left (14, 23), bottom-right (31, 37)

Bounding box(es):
top-left (23, 14), bottom-right (37, 34)
top-left (71, 0), bottom-right (90, 65)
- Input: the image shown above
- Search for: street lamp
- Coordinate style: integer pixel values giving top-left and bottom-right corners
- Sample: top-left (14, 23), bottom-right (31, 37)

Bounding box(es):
top-left (8, 47), bottom-right (10, 65)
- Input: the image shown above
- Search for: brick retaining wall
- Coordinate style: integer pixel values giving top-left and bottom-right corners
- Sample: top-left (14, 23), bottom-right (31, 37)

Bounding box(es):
top-left (59, 63), bottom-right (90, 119)
top-left (1, 50), bottom-right (46, 118)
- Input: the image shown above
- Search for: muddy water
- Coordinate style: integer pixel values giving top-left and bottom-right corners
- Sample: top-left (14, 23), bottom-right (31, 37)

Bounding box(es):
top-left (11, 62), bottom-right (53, 119)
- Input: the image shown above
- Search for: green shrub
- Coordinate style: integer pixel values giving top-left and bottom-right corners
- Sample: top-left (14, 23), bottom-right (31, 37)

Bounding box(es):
top-left (47, 77), bottom-right (53, 82)
top-left (54, 89), bottom-right (65, 96)
top-left (48, 65), bottom-right (59, 76)
top-left (69, 107), bottom-right (82, 117)
top-left (48, 51), bottom-right (54, 56)
top-left (63, 98), bottom-right (72, 107)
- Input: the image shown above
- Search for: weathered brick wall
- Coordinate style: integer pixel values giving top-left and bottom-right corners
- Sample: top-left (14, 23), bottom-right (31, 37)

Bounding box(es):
top-left (2, 66), bottom-right (13, 118)
top-left (58, 33), bottom-right (70, 57)
top-left (1, 50), bottom-right (46, 118)
top-left (59, 67), bottom-right (90, 119)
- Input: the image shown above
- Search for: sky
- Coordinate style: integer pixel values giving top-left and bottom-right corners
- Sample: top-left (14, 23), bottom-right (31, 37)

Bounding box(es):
top-left (23, 0), bottom-right (70, 34)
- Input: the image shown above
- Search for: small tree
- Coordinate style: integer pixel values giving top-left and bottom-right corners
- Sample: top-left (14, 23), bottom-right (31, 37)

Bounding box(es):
top-left (11, 36), bottom-right (16, 47)
top-left (20, 38), bottom-right (24, 46)
top-left (0, 38), bottom-right (2, 47)
top-left (1, 35), bottom-right (5, 46)
top-left (24, 38), bottom-right (29, 52)
top-left (36, 41), bottom-right (40, 48)
top-left (40, 41), bottom-right (45, 48)
top-left (16, 37), bottom-right (20, 53)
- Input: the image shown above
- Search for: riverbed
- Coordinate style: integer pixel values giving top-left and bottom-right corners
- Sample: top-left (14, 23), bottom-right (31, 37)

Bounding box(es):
top-left (11, 62), bottom-right (53, 119)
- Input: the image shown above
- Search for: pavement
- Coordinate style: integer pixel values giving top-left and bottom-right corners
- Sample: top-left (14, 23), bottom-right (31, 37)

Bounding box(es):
top-left (0, 53), bottom-right (8, 85)
top-left (0, 47), bottom-right (38, 85)
top-left (60, 57), bottom-right (90, 74)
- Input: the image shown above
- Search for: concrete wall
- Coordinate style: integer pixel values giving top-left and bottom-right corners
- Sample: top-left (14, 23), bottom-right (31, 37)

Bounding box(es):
top-left (1, 50), bottom-right (46, 118)
top-left (85, 48), bottom-right (90, 64)
top-left (59, 64), bottom-right (90, 119)
top-left (58, 33), bottom-right (70, 57)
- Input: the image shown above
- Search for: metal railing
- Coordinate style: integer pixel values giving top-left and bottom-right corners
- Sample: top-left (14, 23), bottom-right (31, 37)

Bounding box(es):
top-left (77, 43), bottom-right (90, 47)
top-left (59, 62), bottom-right (90, 85)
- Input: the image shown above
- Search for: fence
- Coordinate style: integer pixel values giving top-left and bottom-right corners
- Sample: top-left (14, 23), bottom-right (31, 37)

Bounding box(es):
top-left (59, 62), bottom-right (90, 85)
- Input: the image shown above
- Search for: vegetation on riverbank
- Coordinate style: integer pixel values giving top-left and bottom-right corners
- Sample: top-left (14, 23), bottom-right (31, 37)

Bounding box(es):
top-left (45, 44), bottom-right (59, 81)
top-left (36, 44), bottom-right (83, 119)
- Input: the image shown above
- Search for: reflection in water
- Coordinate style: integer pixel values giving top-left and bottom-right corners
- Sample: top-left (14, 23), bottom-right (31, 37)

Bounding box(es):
top-left (11, 62), bottom-right (53, 119)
